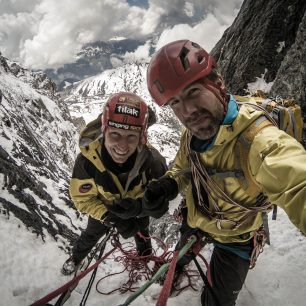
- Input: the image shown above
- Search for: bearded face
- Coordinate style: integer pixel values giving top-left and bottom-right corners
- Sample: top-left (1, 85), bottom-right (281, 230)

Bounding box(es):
top-left (167, 82), bottom-right (225, 140)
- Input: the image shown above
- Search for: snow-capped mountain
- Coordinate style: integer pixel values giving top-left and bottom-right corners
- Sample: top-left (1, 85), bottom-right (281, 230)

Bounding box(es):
top-left (0, 52), bottom-right (83, 249)
top-left (64, 61), bottom-right (182, 163)
top-left (44, 38), bottom-right (146, 91)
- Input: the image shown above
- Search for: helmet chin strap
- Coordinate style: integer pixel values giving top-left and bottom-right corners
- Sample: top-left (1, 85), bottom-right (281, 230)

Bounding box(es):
top-left (201, 78), bottom-right (228, 114)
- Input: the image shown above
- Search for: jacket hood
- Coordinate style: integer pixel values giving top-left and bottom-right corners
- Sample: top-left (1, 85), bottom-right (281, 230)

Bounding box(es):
top-left (79, 114), bottom-right (103, 149)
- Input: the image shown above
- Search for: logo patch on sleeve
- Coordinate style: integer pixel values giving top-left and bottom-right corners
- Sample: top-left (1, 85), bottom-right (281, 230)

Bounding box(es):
top-left (79, 183), bottom-right (93, 193)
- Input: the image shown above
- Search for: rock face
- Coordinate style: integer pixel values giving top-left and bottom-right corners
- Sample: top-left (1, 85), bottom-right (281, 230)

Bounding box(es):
top-left (211, 0), bottom-right (306, 142)
top-left (0, 54), bottom-right (82, 249)
top-left (270, 11), bottom-right (306, 122)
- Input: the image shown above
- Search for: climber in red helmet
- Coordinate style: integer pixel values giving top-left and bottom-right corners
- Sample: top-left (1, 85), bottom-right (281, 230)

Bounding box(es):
top-left (143, 40), bottom-right (305, 305)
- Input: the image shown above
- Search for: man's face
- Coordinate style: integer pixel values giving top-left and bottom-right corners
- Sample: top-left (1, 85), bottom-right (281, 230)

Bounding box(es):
top-left (104, 127), bottom-right (140, 164)
top-left (167, 82), bottom-right (225, 140)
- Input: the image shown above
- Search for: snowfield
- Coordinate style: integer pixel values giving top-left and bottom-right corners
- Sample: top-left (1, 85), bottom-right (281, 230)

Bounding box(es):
top-left (1, 197), bottom-right (305, 306)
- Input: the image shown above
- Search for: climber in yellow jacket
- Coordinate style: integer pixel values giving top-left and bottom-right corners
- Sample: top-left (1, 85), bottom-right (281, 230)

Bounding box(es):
top-left (109, 40), bottom-right (306, 305)
top-left (61, 92), bottom-right (167, 275)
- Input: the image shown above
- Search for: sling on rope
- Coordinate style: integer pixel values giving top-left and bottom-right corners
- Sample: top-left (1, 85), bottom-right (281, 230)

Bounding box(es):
top-left (117, 235), bottom-right (197, 306)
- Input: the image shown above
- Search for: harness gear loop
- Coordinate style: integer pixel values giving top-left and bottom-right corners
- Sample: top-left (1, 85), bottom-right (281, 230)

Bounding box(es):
top-left (249, 227), bottom-right (267, 269)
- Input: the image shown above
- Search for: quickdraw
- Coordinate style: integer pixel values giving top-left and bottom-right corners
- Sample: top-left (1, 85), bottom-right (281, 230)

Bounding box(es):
top-left (249, 227), bottom-right (267, 269)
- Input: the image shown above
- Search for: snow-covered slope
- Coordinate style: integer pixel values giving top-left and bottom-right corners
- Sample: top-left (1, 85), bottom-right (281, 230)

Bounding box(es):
top-left (2, 197), bottom-right (305, 306)
top-left (0, 54), bottom-right (84, 248)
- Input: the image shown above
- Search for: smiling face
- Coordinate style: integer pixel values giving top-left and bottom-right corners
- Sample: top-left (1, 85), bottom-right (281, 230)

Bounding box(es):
top-left (167, 82), bottom-right (225, 140)
top-left (104, 127), bottom-right (140, 164)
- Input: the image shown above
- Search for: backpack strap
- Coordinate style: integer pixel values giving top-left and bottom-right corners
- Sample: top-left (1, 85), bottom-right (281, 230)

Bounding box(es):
top-left (235, 116), bottom-right (274, 198)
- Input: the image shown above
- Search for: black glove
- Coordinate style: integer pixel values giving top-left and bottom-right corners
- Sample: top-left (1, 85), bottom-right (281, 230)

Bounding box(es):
top-left (102, 212), bottom-right (139, 239)
top-left (142, 177), bottom-right (179, 219)
top-left (145, 177), bottom-right (179, 202)
top-left (176, 224), bottom-right (200, 251)
top-left (105, 198), bottom-right (142, 220)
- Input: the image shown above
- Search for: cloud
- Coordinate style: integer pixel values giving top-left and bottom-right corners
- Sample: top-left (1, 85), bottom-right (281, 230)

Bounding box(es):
top-left (126, 0), bottom-right (243, 61)
top-left (0, 0), bottom-right (243, 69)
top-left (0, 0), bottom-right (38, 14)
top-left (0, 0), bottom-right (155, 68)
top-left (154, 0), bottom-right (243, 52)
top-left (123, 41), bottom-right (151, 63)
top-left (155, 13), bottom-right (229, 53)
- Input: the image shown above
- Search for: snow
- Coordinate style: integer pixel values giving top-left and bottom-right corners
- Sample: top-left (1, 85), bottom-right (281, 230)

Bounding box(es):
top-left (1, 197), bottom-right (305, 306)
top-left (247, 69), bottom-right (274, 95)
top-left (276, 41), bottom-right (285, 53)
top-left (109, 36), bottom-right (127, 41)
top-left (1, 50), bottom-right (305, 306)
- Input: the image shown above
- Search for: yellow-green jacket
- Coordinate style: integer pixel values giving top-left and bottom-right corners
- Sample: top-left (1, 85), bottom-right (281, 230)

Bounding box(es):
top-left (69, 115), bottom-right (167, 220)
top-left (168, 101), bottom-right (306, 243)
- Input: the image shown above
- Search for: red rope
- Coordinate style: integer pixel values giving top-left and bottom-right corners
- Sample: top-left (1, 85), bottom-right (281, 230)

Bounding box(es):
top-left (197, 253), bottom-right (209, 271)
top-left (94, 233), bottom-right (210, 300)
top-left (156, 250), bottom-right (179, 306)
top-left (29, 247), bottom-right (117, 306)
top-left (96, 233), bottom-right (173, 295)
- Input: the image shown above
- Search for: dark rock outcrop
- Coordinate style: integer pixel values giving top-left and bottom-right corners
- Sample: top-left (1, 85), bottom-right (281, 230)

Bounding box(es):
top-left (211, 0), bottom-right (306, 142)
top-left (270, 11), bottom-right (306, 129)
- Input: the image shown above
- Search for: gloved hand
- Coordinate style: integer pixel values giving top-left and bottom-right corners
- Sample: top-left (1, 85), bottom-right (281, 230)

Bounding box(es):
top-left (142, 177), bottom-right (179, 218)
top-left (105, 198), bottom-right (142, 220)
top-left (176, 224), bottom-right (200, 251)
top-left (175, 224), bottom-right (206, 269)
top-left (102, 212), bottom-right (139, 239)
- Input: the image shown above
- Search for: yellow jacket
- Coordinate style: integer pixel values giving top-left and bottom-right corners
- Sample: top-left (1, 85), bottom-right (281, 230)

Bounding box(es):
top-left (168, 104), bottom-right (306, 243)
top-left (69, 115), bottom-right (167, 220)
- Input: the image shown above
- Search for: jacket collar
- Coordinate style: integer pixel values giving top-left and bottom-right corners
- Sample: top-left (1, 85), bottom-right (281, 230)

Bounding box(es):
top-left (191, 95), bottom-right (238, 152)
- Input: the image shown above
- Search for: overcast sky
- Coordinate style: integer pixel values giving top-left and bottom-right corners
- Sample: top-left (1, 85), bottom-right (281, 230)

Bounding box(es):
top-left (0, 0), bottom-right (243, 69)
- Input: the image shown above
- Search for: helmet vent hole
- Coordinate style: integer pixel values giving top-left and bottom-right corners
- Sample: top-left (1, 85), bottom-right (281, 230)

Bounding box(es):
top-left (197, 55), bottom-right (204, 63)
top-left (191, 42), bottom-right (201, 49)
top-left (154, 80), bottom-right (164, 93)
top-left (179, 47), bottom-right (190, 71)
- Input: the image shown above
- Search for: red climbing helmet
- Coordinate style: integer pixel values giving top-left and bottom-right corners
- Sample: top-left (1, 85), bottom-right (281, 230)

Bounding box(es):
top-left (147, 40), bottom-right (217, 106)
top-left (102, 92), bottom-right (149, 144)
